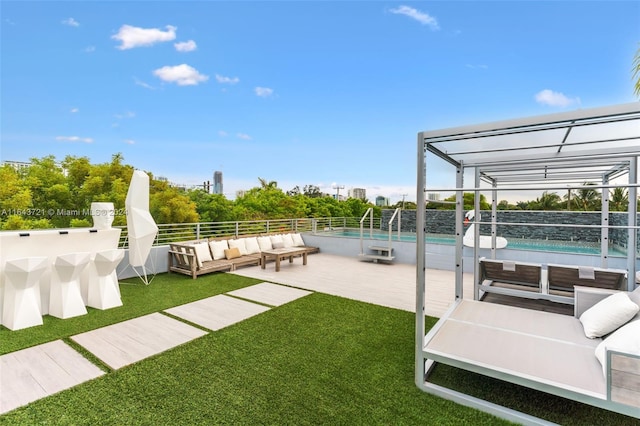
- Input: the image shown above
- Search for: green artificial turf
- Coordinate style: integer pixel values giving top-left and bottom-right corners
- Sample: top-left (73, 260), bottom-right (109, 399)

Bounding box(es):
top-left (0, 272), bottom-right (262, 355)
top-left (1, 273), bottom-right (637, 425)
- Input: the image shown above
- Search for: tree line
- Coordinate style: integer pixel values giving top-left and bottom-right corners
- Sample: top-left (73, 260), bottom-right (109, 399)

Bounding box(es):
top-left (425, 187), bottom-right (633, 212)
top-left (0, 154), bottom-right (379, 230)
top-left (0, 154), bottom-right (634, 231)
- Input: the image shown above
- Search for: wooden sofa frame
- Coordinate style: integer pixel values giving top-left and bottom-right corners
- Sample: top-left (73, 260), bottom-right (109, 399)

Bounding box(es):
top-left (168, 242), bottom-right (233, 279)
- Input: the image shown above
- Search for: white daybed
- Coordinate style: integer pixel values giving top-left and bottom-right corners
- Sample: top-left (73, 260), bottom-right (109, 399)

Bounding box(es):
top-left (416, 103), bottom-right (640, 423)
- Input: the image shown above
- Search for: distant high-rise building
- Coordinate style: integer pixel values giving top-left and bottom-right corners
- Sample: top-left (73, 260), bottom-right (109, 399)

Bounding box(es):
top-left (375, 196), bottom-right (390, 207)
top-left (213, 171), bottom-right (223, 194)
top-left (348, 187), bottom-right (366, 200)
top-left (427, 193), bottom-right (441, 201)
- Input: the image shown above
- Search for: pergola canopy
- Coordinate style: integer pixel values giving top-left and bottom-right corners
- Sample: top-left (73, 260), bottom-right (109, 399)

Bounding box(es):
top-left (420, 102), bottom-right (640, 186)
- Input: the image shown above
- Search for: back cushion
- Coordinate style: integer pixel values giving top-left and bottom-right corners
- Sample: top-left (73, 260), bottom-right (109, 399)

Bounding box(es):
top-left (257, 236), bottom-right (273, 251)
top-left (244, 237), bottom-right (261, 255)
top-left (193, 242), bottom-right (213, 267)
top-left (282, 234), bottom-right (295, 248)
top-left (209, 240), bottom-right (229, 260)
top-left (228, 239), bottom-right (248, 256)
top-left (292, 233), bottom-right (305, 246)
top-left (270, 234), bottom-right (284, 247)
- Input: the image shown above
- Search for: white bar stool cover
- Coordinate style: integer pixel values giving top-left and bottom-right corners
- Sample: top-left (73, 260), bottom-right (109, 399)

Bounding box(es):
top-left (2, 257), bottom-right (48, 331)
top-left (49, 252), bottom-right (91, 319)
top-left (87, 249), bottom-right (125, 310)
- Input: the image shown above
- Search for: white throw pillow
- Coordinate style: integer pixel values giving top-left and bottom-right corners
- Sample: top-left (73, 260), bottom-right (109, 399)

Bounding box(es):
top-left (292, 233), bottom-right (305, 247)
top-left (594, 319), bottom-right (640, 375)
top-left (579, 292), bottom-right (639, 338)
top-left (282, 233), bottom-right (295, 248)
top-left (257, 236), bottom-right (273, 251)
top-left (209, 240), bottom-right (229, 260)
top-left (244, 237), bottom-right (261, 255)
top-left (193, 242), bottom-right (212, 267)
top-left (228, 239), bottom-right (248, 256)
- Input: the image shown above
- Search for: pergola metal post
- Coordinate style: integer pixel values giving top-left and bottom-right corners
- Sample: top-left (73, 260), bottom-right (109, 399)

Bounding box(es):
top-left (456, 161), bottom-right (465, 301)
top-left (628, 156), bottom-right (638, 291)
top-left (491, 182), bottom-right (498, 260)
top-left (601, 174), bottom-right (610, 268)
top-left (473, 167), bottom-right (480, 300)
top-left (415, 132), bottom-right (426, 387)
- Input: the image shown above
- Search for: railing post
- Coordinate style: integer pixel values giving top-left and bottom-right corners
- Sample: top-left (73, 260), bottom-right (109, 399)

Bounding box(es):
top-left (196, 223), bottom-right (201, 240)
top-left (235, 222), bottom-right (239, 238)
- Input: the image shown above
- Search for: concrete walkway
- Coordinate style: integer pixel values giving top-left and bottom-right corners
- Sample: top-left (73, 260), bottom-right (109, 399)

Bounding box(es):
top-left (232, 253), bottom-right (473, 317)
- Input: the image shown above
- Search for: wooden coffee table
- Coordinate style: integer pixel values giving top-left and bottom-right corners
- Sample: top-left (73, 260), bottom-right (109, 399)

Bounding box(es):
top-left (260, 248), bottom-right (308, 272)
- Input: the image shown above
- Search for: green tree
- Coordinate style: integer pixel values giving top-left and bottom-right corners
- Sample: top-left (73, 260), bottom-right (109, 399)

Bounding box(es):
top-left (572, 183), bottom-right (601, 211)
top-left (303, 185), bottom-right (323, 198)
top-left (530, 191), bottom-right (562, 210)
top-left (188, 189), bottom-right (235, 222)
top-left (437, 193), bottom-right (490, 211)
top-left (0, 165), bottom-right (32, 214)
top-left (610, 187), bottom-right (629, 212)
top-left (150, 179), bottom-right (199, 224)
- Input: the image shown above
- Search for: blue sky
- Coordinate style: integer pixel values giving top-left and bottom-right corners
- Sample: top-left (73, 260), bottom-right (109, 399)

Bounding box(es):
top-left (2, 1), bottom-right (639, 203)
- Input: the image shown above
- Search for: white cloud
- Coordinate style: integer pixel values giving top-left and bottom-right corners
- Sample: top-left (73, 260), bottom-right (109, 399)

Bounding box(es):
top-left (215, 74), bottom-right (240, 84)
top-left (236, 133), bottom-right (252, 140)
top-left (70, 108), bottom-right (79, 113)
top-left (114, 111), bottom-right (136, 119)
top-left (218, 130), bottom-right (228, 137)
top-left (174, 40), bottom-right (197, 52)
top-left (62, 17), bottom-right (79, 27)
top-left (389, 6), bottom-right (439, 30)
top-left (84, 46), bottom-right (96, 53)
top-left (534, 89), bottom-right (580, 107)
top-left (153, 64), bottom-right (209, 86)
top-left (134, 77), bottom-right (156, 90)
top-left (112, 24), bottom-right (176, 50)
top-left (55, 135), bottom-right (93, 143)
top-left (255, 86), bottom-right (273, 97)
top-left (123, 139), bottom-right (135, 145)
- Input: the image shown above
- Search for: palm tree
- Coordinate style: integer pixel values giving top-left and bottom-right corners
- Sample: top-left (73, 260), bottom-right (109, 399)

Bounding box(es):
top-left (610, 187), bottom-right (629, 212)
top-left (257, 177), bottom-right (278, 189)
top-left (573, 182), bottom-right (601, 211)
top-left (531, 191), bottom-right (562, 210)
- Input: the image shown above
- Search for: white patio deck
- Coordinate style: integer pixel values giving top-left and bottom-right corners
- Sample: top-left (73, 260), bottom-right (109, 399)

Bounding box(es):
top-left (231, 253), bottom-right (474, 317)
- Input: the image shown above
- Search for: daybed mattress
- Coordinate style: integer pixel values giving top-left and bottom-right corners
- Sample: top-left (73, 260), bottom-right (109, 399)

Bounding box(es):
top-left (424, 300), bottom-right (606, 398)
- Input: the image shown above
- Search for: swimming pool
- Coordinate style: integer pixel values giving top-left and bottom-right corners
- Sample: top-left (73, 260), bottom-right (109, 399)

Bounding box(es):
top-left (319, 229), bottom-right (629, 257)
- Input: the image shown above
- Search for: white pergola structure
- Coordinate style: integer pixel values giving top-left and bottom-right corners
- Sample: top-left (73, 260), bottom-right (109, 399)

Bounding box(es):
top-left (416, 103), bottom-right (640, 423)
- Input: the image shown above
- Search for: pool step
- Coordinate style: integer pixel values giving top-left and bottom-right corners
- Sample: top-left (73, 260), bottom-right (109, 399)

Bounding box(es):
top-left (359, 246), bottom-right (395, 263)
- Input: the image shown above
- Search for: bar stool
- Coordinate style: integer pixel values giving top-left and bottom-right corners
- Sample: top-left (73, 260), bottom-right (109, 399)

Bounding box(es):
top-left (49, 252), bottom-right (90, 319)
top-left (87, 249), bottom-right (125, 310)
top-left (2, 257), bottom-right (48, 330)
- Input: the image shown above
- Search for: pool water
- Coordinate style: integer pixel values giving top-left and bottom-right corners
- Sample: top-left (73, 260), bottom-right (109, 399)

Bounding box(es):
top-left (321, 230), bottom-right (628, 256)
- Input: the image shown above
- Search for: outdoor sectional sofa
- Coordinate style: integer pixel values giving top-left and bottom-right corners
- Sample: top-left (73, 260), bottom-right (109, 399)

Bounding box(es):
top-left (168, 233), bottom-right (318, 279)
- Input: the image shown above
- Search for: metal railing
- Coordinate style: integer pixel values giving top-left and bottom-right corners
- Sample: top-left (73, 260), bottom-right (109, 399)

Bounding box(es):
top-left (358, 208), bottom-right (398, 255)
top-left (116, 217), bottom-right (373, 248)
